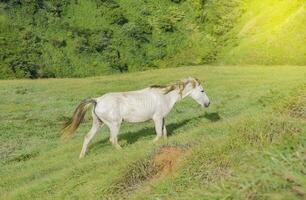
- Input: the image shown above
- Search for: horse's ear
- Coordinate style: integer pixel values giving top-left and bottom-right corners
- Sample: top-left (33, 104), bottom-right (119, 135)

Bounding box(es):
top-left (181, 77), bottom-right (189, 82)
top-left (192, 80), bottom-right (197, 88)
top-left (195, 78), bottom-right (201, 85)
top-left (188, 76), bottom-right (194, 81)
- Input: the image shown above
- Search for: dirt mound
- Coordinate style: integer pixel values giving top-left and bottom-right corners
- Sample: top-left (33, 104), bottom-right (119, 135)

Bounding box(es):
top-left (106, 146), bottom-right (187, 198)
top-left (152, 146), bottom-right (184, 178)
top-left (286, 95), bottom-right (306, 119)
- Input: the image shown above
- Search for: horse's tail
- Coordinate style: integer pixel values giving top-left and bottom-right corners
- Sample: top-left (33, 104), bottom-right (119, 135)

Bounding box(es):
top-left (62, 98), bottom-right (97, 138)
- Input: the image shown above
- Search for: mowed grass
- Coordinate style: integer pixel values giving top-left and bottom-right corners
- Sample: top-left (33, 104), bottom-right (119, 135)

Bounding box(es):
top-left (0, 66), bottom-right (305, 199)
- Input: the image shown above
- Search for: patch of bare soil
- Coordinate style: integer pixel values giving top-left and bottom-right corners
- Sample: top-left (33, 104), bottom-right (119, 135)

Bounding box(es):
top-left (286, 95), bottom-right (306, 119)
top-left (152, 146), bottom-right (185, 178)
top-left (105, 145), bottom-right (187, 198)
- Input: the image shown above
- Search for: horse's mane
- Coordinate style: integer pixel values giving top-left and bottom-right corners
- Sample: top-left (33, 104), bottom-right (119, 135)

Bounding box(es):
top-left (150, 77), bottom-right (200, 95)
top-left (150, 85), bottom-right (168, 88)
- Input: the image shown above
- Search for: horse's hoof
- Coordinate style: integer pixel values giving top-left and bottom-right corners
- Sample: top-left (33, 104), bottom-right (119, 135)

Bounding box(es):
top-left (153, 137), bottom-right (161, 143)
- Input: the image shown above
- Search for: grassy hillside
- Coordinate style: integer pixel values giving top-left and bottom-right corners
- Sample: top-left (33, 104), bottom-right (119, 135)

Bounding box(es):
top-left (1, 0), bottom-right (305, 79)
top-left (219, 0), bottom-right (306, 65)
top-left (0, 65), bottom-right (305, 199)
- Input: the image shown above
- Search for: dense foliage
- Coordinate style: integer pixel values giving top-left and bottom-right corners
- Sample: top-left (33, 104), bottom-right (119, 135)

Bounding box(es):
top-left (0, 0), bottom-right (305, 79)
top-left (0, 0), bottom-right (243, 78)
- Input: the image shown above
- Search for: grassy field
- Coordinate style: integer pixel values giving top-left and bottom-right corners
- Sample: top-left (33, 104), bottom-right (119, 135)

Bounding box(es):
top-left (0, 65), bottom-right (306, 199)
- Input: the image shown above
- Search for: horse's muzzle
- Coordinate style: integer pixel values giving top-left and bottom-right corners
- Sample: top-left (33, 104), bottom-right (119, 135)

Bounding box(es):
top-left (204, 102), bottom-right (210, 107)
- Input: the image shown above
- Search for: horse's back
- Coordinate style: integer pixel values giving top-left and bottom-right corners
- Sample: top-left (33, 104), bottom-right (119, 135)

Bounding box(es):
top-left (95, 88), bottom-right (163, 123)
top-left (119, 89), bottom-right (161, 122)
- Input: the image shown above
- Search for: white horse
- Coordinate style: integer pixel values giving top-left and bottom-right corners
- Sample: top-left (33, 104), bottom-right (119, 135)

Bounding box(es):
top-left (63, 77), bottom-right (210, 158)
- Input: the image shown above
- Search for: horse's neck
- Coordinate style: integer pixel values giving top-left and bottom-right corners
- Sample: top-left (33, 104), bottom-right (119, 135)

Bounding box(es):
top-left (166, 87), bottom-right (191, 108)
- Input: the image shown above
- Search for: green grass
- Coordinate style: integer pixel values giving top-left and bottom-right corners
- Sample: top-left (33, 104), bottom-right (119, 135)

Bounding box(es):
top-left (219, 0), bottom-right (306, 65)
top-left (0, 65), bottom-right (306, 199)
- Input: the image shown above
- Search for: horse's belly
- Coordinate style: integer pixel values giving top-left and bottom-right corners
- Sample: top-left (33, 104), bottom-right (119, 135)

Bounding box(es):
top-left (123, 117), bottom-right (151, 123)
top-left (119, 92), bottom-right (159, 122)
top-left (121, 104), bottom-right (155, 122)
top-left (122, 110), bottom-right (152, 123)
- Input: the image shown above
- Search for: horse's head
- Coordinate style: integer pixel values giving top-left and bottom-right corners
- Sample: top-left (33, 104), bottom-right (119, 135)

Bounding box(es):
top-left (183, 77), bottom-right (210, 108)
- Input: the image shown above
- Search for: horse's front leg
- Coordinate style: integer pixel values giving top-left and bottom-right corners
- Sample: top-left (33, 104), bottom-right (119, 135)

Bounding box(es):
top-left (153, 117), bottom-right (164, 143)
top-left (162, 118), bottom-right (167, 139)
top-left (109, 122), bottom-right (122, 149)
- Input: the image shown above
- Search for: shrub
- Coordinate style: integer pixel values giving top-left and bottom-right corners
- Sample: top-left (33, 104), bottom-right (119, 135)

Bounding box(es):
top-left (104, 48), bottom-right (128, 72)
top-left (123, 20), bottom-right (152, 42)
top-left (111, 62), bottom-right (128, 72)
top-left (159, 17), bottom-right (175, 32)
top-left (110, 10), bottom-right (128, 25)
top-left (95, 0), bottom-right (119, 9)
top-left (94, 36), bottom-right (111, 52)
top-left (74, 28), bottom-right (113, 53)
top-left (70, 27), bottom-right (93, 38)
top-left (91, 29), bottom-right (113, 52)
top-left (75, 37), bottom-right (92, 53)
top-left (9, 59), bottom-right (40, 79)
top-left (51, 38), bottom-right (67, 48)
top-left (170, 0), bottom-right (184, 3)
top-left (141, 8), bottom-right (151, 16)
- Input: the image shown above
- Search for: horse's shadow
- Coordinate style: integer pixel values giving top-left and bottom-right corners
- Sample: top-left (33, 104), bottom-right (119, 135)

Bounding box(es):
top-left (203, 112), bottom-right (221, 122)
top-left (91, 111), bottom-right (221, 150)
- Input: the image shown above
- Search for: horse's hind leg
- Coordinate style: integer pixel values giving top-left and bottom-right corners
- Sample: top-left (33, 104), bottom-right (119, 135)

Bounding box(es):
top-left (79, 114), bottom-right (103, 159)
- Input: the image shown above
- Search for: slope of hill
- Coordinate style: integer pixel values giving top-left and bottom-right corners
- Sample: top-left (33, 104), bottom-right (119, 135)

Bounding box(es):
top-left (0, 65), bottom-right (305, 199)
top-left (219, 0), bottom-right (306, 65)
top-left (1, 0), bottom-right (305, 79)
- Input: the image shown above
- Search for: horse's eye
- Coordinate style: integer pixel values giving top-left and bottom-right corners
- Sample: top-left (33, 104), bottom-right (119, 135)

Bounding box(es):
top-left (201, 90), bottom-right (204, 93)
